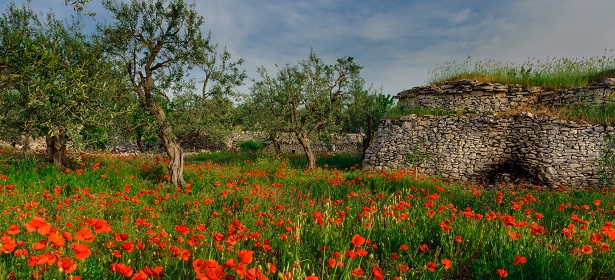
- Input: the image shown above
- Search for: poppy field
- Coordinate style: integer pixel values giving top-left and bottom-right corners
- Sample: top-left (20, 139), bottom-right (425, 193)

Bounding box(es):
top-left (0, 149), bottom-right (615, 279)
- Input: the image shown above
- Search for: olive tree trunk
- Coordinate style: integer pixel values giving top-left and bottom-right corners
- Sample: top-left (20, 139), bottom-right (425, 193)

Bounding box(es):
top-left (296, 132), bottom-right (316, 169)
top-left (152, 107), bottom-right (185, 187)
top-left (45, 130), bottom-right (68, 167)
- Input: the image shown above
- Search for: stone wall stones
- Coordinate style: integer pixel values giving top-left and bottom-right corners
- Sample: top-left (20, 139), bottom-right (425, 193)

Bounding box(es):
top-left (364, 114), bottom-right (611, 187)
top-left (396, 79), bottom-right (615, 114)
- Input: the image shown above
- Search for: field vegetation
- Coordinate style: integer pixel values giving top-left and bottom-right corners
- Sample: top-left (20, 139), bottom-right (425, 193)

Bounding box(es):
top-left (429, 52), bottom-right (615, 89)
top-left (0, 148), bottom-right (614, 279)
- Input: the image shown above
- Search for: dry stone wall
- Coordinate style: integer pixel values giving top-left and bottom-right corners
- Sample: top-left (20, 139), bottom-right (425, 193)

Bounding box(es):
top-left (366, 79), bottom-right (615, 188)
top-left (396, 79), bottom-right (615, 114)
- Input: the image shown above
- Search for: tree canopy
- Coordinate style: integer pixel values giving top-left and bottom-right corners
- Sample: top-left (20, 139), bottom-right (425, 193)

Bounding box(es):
top-left (250, 51), bottom-right (364, 168)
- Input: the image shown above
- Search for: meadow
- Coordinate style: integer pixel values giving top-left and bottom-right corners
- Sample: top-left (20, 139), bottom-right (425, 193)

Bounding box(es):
top-left (0, 148), bottom-right (614, 279)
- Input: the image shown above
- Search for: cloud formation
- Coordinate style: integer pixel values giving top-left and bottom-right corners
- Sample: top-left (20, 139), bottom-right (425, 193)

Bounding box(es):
top-left (5, 0), bottom-right (615, 95)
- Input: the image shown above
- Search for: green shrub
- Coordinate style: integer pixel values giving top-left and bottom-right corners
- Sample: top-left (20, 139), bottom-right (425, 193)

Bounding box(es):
top-left (238, 139), bottom-right (265, 152)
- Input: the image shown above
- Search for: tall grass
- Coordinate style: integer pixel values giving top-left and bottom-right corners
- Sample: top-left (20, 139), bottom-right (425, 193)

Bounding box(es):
top-left (0, 149), bottom-right (615, 279)
top-left (430, 51), bottom-right (615, 89)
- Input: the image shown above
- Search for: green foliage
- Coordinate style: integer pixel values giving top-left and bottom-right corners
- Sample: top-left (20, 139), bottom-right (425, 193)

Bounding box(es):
top-left (238, 140), bottom-right (265, 152)
top-left (0, 1), bottom-right (126, 165)
top-left (430, 52), bottom-right (615, 88)
top-left (598, 133), bottom-right (615, 187)
top-left (405, 138), bottom-right (432, 177)
top-left (0, 150), bottom-right (614, 279)
top-left (342, 83), bottom-right (395, 157)
top-left (562, 98), bottom-right (615, 125)
top-left (249, 50), bottom-right (365, 168)
top-left (99, 0), bottom-right (245, 185)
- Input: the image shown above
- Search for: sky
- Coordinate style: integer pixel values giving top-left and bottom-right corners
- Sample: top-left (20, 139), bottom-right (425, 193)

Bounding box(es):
top-left (6, 0), bottom-right (615, 96)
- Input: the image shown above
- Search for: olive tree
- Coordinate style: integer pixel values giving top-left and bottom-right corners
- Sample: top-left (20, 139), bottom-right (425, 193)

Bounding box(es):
top-left (343, 84), bottom-right (395, 160)
top-left (0, 2), bottom-right (124, 166)
top-left (250, 51), bottom-right (363, 169)
top-left (99, 0), bottom-right (245, 186)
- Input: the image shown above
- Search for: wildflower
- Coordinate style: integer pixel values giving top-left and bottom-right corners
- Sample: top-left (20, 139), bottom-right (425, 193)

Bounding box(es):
top-left (455, 236), bottom-right (462, 243)
top-left (75, 228), bottom-right (95, 243)
top-left (513, 255), bottom-right (526, 265)
top-left (600, 242), bottom-right (610, 251)
top-left (306, 276), bottom-right (318, 280)
top-left (372, 266), bottom-right (384, 280)
top-left (111, 263), bottom-right (133, 277)
top-left (327, 258), bottom-right (337, 268)
top-left (497, 268), bottom-right (508, 278)
top-left (351, 234), bottom-right (366, 246)
top-left (399, 264), bottom-right (410, 273)
top-left (442, 258), bottom-right (452, 270)
top-left (238, 249), bottom-right (254, 264)
top-left (48, 233), bottom-right (66, 247)
top-left (92, 219), bottom-right (112, 233)
top-left (426, 262), bottom-right (437, 272)
top-left (582, 245), bottom-right (593, 254)
top-left (508, 231), bottom-right (521, 240)
top-left (71, 243), bottom-right (91, 260)
top-left (419, 244), bottom-right (428, 251)
top-left (121, 242), bottom-right (134, 252)
top-left (7, 225), bottom-right (20, 235)
top-left (351, 267), bottom-right (364, 277)
top-left (399, 244), bottom-right (409, 251)
top-left (58, 257), bottom-right (77, 274)
top-left (175, 225), bottom-right (190, 235)
top-left (32, 241), bottom-right (47, 251)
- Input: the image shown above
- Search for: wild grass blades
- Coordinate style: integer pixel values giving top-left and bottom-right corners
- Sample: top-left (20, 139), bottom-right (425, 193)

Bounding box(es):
top-left (430, 51), bottom-right (615, 89)
top-left (0, 149), bottom-right (614, 279)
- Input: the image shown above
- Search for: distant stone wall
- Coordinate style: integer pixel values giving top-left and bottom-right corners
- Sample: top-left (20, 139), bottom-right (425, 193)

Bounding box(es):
top-left (112, 132), bottom-right (363, 154)
top-left (396, 79), bottom-right (615, 114)
top-left (364, 113), bottom-right (612, 187)
top-left (226, 132), bottom-right (363, 154)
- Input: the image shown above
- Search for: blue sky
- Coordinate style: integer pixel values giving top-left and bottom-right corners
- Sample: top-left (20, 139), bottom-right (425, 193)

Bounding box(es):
top-left (6, 0), bottom-right (615, 95)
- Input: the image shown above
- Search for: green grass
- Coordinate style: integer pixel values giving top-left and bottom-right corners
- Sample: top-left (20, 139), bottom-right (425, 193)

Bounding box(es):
top-left (0, 148), bottom-right (615, 279)
top-left (430, 52), bottom-right (615, 89)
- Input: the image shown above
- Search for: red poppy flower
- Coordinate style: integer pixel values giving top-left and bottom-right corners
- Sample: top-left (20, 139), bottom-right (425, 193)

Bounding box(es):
top-left (93, 220), bottom-right (112, 234)
top-left (7, 225), bottom-right (20, 235)
top-left (306, 276), bottom-right (318, 280)
top-left (372, 266), bottom-right (383, 280)
top-left (58, 257), bottom-right (77, 274)
top-left (351, 234), bottom-right (366, 246)
top-left (75, 228), bottom-right (95, 243)
top-left (497, 268), bottom-right (508, 278)
top-left (442, 258), bottom-right (452, 270)
top-left (582, 245), bottom-right (593, 254)
top-left (48, 233), bottom-right (66, 247)
top-left (111, 263), bottom-right (133, 277)
top-left (426, 262), bottom-right (437, 272)
top-left (351, 267), bottom-right (363, 277)
top-left (419, 244), bottom-right (428, 251)
top-left (121, 242), bottom-right (134, 252)
top-left (513, 255), bottom-right (526, 265)
top-left (71, 243), bottom-right (91, 260)
top-left (32, 241), bottom-right (47, 251)
top-left (175, 225), bottom-right (190, 235)
top-left (238, 249), bottom-right (254, 264)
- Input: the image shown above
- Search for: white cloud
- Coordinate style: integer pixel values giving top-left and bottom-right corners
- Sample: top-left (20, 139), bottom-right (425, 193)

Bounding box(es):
top-left (7, 0), bottom-right (615, 96)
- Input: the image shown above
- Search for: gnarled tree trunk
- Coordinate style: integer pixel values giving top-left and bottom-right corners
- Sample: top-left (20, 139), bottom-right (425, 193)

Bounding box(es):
top-left (158, 130), bottom-right (185, 187)
top-left (151, 106), bottom-right (185, 187)
top-left (45, 130), bottom-right (68, 167)
top-left (296, 132), bottom-right (316, 169)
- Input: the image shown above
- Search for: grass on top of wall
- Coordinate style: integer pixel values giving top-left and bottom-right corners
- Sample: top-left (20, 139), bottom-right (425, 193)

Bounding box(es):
top-left (429, 52), bottom-right (615, 89)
